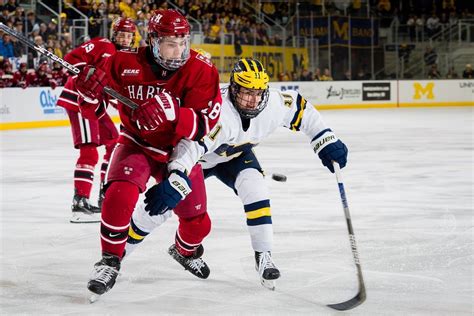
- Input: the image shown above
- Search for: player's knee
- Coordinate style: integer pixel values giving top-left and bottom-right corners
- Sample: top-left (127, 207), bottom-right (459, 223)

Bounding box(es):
top-left (102, 181), bottom-right (140, 225)
top-left (235, 168), bottom-right (269, 204)
top-left (78, 143), bottom-right (99, 166)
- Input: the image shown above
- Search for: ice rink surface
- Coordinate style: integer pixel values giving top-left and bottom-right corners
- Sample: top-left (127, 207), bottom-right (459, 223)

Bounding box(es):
top-left (1, 107), bottom-right (473, 315)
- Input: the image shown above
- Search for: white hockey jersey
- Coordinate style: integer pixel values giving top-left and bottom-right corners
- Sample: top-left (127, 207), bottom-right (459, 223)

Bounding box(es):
top-left (169, 86), bottom-right (330, 173)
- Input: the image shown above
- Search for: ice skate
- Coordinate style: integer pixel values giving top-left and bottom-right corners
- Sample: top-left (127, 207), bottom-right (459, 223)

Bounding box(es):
top-left (255, 251), bottom-right (280, 291)
top-left (87, 253), bottom-right (121, 300)
top-left (70, 194), bottom-right (101, 223)
top-left (168, 244), bottom-right (210, 279)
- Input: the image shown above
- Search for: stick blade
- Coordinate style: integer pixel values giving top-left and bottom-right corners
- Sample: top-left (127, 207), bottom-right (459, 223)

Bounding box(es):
top-left (327, 288), bottom-right (366, 311)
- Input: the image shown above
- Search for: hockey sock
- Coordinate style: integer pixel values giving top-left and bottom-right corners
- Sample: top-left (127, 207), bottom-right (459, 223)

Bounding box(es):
top-left (100, 144), bottom-right (115, 183)
top-left (175, 212), bottom-right (211, 257)
top-left (100, 181), bottom-right (140, 258)
top-left (74, 144), bottom-right (99, 198)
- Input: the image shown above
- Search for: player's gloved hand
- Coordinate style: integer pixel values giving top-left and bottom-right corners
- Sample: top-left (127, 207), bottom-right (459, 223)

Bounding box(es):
top-left (75, 65), bottom-right (109, 105)
top-left (131, 90), bottom-right (179, 131)
top-left (49, 79), bottom-right (57, 90)
top-left (311, 128), bottom-right (348, 173)
top-left (144, 170), bottom-right (192, 216)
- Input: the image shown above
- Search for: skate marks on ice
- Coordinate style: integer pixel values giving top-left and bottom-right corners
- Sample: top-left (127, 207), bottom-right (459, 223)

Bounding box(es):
top-left (1, 107), bottom-right (473, 314)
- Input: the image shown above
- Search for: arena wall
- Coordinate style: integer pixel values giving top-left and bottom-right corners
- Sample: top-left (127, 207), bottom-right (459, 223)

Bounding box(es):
top-left (1, 80), bottom-right (472, 130)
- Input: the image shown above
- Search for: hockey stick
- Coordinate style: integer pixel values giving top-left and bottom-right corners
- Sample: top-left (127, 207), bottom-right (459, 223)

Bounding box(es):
top-left (327, 162), bottom-right (366, 311)
top-left (0, 22), bottom-right (138, 110)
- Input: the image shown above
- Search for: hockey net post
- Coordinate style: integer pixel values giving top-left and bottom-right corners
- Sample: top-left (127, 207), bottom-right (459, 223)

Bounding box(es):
top-left (327, 161), bottom-right (367, 311)
top-left (0, 22), bottom-right (138, 110)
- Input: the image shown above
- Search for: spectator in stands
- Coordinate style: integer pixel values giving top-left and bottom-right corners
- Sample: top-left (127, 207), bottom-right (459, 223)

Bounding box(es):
top-left (45, 20), bottom-right (59, 42)
top-left (50, 61), bottom-right (69, 88)
top-left (426, 13), bottom-right (440, 38)
top-left (314, 67), bottom-right (322, 81)
top-left (355, 68), bottom-right (369, 80)
top-left (300, 68), bottom-right (313, 81)
top-left (119, 0), bottom-right (137, 19)
top-left (25, 11), bottom-right (42, 34)
top-left (320, 68), bottom-right (333, 81)
top-left (462, 64), bottom-right (473, 79)
top-left (4, 0), bottom-right (18, 13)
top-left (0, 7), bottom-right (10, 24)
top-left (342, 69), bottom-right (352, 80)
top-left (427, 64), bottom-right (441, 79)
top-left (415, 15), bottom-right (424, 41)
top-left (0, 60), bottom-right (14, 87)
top-left (445, 66), bottom-right (458, 79)
top-left (399, 43), bottom-right (411, 65)
top-left (406, 14), bottom-right (416, 41)
top-left (38, 23), bottom-right (48, 42)
top-left (424, 46), bottom-right (437, 66)
top-left (88, 2), bottom-right (104, 38)
top-left (278, 71), bottom-right (290, 81)
top-left (0, 33), bottom-right (14, 58)
top-left (30, 61), bottom-right (52, 87)
top-left (12, 62), bottom-right (29, 88)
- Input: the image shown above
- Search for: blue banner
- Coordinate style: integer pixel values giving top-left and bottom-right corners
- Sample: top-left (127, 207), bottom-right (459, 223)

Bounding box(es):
top-left (297, 16), bottom-right (379, 48)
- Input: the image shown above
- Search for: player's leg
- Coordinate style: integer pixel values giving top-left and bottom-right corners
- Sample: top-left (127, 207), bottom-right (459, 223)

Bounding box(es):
top-left (206, 151), bottom-right (280, 288)
top-left (97, 113), bottom-right (119, 208)
top-left (66, 109), bottom-right (101, 223)
top-left (168, 164), bottom-right (211, 279)
top-left (87, 144), bottom-right (153, 295)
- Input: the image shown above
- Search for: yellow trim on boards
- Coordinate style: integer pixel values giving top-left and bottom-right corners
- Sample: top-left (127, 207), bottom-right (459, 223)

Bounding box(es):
top-left (398, 101), bottom-right (474, 108)
top-left (0, 116), bottom-right (121, 131)
top-left (315, 101), bottom-right (474, 110)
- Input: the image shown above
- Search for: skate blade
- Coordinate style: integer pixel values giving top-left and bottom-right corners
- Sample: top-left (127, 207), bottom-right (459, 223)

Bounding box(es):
top-left (70, 213), bottom-right (100, 223)
top-left (261, 279), bottom-right (276, 291)
top-left (89, 293), bottom-right (100, 303)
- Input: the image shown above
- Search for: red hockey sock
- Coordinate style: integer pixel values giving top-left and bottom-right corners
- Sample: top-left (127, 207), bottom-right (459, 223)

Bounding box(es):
top-left (175, 212), bottom-right (211, 257)
top-left (74, 144), bottom-right (98, 198)
top-left (100, 144), bottom-right (115, 182)
top-left (100, 181), bottom-right (140, 258)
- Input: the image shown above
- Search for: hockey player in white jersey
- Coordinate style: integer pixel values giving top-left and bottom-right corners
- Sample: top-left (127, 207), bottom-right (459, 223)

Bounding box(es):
top-left (125, 58), bottom-right (348, 290)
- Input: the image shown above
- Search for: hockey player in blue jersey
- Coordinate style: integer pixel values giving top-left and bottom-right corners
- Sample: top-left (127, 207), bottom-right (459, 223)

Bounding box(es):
top-left (125, 58), bottom-right (348, 290)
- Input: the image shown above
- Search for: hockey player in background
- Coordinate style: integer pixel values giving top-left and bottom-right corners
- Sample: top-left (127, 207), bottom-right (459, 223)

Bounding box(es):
top-left (74, 9), bottom-right (222, 296)
top-left (125, 58), bottom-right (348, 290)
top-left (56, 17), bottom-right (137, 223)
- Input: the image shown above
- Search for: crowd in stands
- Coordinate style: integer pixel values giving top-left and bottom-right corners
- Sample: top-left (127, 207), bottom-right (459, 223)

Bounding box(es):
top-left (0, 0), bottom-right (473, 85)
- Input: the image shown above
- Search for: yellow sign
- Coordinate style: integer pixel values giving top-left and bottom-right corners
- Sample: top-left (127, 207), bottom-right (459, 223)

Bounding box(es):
top-left (413, 82), bottom-right (435, 100)
top-left (191, 44), bottom-right (309, 81)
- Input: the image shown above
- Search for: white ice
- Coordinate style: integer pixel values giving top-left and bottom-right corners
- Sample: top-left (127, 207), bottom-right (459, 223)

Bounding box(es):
top-left (1, 107), bottom-right (473, 315)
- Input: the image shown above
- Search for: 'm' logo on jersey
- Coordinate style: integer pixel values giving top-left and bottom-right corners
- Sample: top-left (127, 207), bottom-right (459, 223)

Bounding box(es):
top-left (122, 69), bottom-right (140, 76)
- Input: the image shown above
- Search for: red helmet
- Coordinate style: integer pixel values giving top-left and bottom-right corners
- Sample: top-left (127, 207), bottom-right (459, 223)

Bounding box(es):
top-left (112, 17), bottom-right (136, 50)
top-left (148, 9), bottom-right (190, 37)
top-left (148, 9), bottom-right (191, 70)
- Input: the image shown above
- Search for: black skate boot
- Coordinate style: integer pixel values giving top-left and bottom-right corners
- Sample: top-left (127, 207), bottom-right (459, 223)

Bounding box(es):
top-left (87, 253), bottom-right (121, 295)
top-left (255, 251), bottom-right (280, 290)
top-left (168, 244), bottom-right (210, 279)
top-left (70, 194), bottom-right (101, 223)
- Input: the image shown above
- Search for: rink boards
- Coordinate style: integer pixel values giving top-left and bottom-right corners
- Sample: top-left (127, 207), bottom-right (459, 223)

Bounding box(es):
top-left (1, 79), bottom-right (473, 130)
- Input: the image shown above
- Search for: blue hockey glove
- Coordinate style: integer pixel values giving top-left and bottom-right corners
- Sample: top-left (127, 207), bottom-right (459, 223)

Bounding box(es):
top-left (311, 128), bottom-right (348, 173)
top-left (144, 170), bottom-right (192, 216)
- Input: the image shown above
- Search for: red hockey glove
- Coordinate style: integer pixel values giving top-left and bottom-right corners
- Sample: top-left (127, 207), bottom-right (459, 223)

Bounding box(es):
top-left (75, 65), bottom-right (109, 105)
top-left (132, 91), bottom-right (180, 131)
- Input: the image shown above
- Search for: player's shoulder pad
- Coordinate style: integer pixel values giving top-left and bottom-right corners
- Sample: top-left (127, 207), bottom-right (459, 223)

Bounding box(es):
top-left (190, 50), bottom-right (213, 68)
top-left (270, 88), bottom-right (299, 109)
